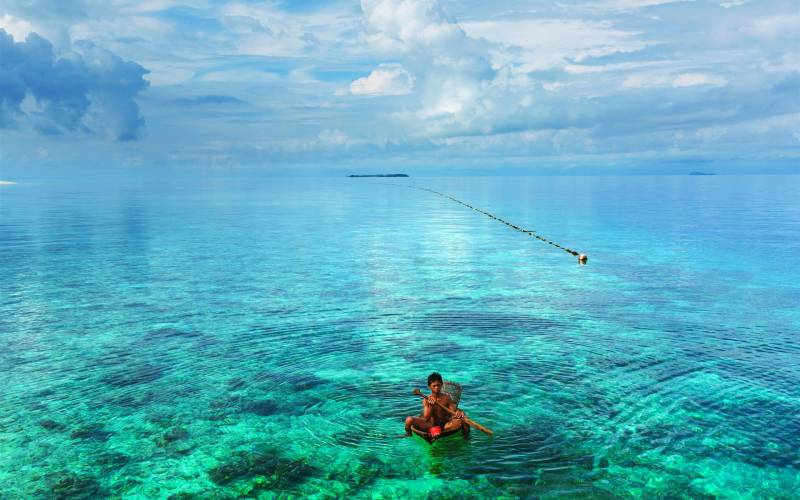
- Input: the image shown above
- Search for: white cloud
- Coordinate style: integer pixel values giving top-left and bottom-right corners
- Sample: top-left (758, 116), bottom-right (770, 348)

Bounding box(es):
top-left (117, 0), bottom-right (210, 15)
top-left (196, 68), bottom-right (281, 83)
top-left (672, 73), bottom-right (728, 88)
top-left (0, 14), bottom-right (33, 40)
top-left (221, 3), bottom-right (356, 57)
top-left (3, 0), bottom-right (798, 170)
top-left (318, 128), bottom-right (349, 145)
top-left (359, 0), bottom-right (515, 136)
top-left (350, 64), bottom-right (414, 96)
top-left (67, 15), bottom-right (183, 85)
top-left (598, 0), bottom-right (683, 9)
top-left (622, 72), bottom-right (727, 89)
top-left (719, 0), bottom-right (747, 7)
top-left (745, 14), bottom-right (800, 40)
top-left (565, 60), bottom-right (675, 75)
top-left (622, 73), bottom-right (670, 88)
top-left (232, 33), bottom-right (308, 57)
top-left (461, 19), bottom-right (647, 71)
top-left (360, 0), bottom-right (463, 50)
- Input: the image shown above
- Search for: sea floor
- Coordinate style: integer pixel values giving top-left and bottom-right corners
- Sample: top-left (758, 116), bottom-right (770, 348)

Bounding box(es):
top-left (1, 175), bottom-right (799, 497)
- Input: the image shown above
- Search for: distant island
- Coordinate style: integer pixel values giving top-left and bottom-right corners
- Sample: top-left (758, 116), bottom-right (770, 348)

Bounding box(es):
top-left (689, 172), bottom-right (715, 176)
top-left (348, 174), bottom-right (409, 178)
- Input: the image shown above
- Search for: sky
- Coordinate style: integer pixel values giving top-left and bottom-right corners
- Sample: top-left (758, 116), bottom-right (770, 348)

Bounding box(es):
top-left (0, 0), bottom-right (798, 175)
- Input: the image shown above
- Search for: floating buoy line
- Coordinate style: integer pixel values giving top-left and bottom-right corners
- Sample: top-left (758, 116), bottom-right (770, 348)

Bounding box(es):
top-left (409, 185), bottom-right (588, 264)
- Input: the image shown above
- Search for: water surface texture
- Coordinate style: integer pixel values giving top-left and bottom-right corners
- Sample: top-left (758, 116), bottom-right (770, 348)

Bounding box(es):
top-left (1, 175), bottom-right (799, 498)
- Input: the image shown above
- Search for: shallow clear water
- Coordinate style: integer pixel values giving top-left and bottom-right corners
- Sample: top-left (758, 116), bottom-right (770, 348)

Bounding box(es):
top-left (1, 175), bottom-right (799, 498)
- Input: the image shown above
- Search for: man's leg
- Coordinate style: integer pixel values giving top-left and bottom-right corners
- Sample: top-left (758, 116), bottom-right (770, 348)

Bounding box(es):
top-left (405, 416), bottom-right (432, 435)
top-left (443, 418), bottom-right (463, 433)
top-left (444, 417), bottom-right (470, 438)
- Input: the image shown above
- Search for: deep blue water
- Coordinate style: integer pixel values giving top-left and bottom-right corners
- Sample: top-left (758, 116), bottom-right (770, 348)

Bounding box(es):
top-left (1, 175), bottom-right (799, 498)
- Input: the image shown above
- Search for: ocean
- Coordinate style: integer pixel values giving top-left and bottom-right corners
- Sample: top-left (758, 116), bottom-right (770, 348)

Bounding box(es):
top-left (1, 174), bottom-right (798, 498)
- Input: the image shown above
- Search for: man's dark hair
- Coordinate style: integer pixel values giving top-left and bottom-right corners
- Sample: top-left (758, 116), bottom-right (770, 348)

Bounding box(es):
top-left (427, 372), bottom-right (443, 386)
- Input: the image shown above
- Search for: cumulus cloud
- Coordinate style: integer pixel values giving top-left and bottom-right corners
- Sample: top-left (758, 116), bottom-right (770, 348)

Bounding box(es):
top-left (0, 29), bottom-right (149, 140)
top-left (359, 0), bottom-right (512, 136)
top-left (351, 0), bottom-right (800, 152)
top-left (350, 64), bottom-right (414, 96)
top-left (360, 0), bottom-right (464, 50)
top-left (0, 14), bottom-right (32, 40)
top-left (355, 0), bottom-right (662, 140)
top-left (3, 0), bottom-right (798, 170)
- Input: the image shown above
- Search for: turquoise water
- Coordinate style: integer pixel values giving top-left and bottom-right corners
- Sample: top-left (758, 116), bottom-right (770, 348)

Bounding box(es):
top-left (1, 175), bottom-right (799, 498)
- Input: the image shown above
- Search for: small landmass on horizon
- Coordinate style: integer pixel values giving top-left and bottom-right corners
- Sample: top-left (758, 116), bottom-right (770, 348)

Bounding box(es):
top-left (348, 174), bottom-right (409, 178)
top-left (689, 172), bottom-right (715, 176)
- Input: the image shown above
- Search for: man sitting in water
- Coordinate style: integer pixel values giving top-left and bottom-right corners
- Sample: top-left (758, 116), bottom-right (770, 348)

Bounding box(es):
top-left (404, 372), bottom-right (468, 439)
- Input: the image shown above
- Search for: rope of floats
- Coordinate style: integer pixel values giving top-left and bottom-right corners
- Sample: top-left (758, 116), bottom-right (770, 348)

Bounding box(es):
top-left (409, 185), bottom-right (588, 264)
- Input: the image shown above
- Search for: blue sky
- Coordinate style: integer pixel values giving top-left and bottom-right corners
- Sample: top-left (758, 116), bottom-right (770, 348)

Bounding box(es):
top-left (0, 0), bottom-right (798, 175)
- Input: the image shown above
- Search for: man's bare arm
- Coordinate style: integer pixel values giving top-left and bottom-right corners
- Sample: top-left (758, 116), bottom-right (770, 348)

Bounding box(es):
top-left (447, 395), bottom-right (464, 419)
top-left (422, 399), bottom-right (433, 420)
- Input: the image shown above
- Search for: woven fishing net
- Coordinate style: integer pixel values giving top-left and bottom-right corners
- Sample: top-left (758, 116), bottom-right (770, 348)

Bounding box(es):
top-left (444, 381), bottom-right (462, 405)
